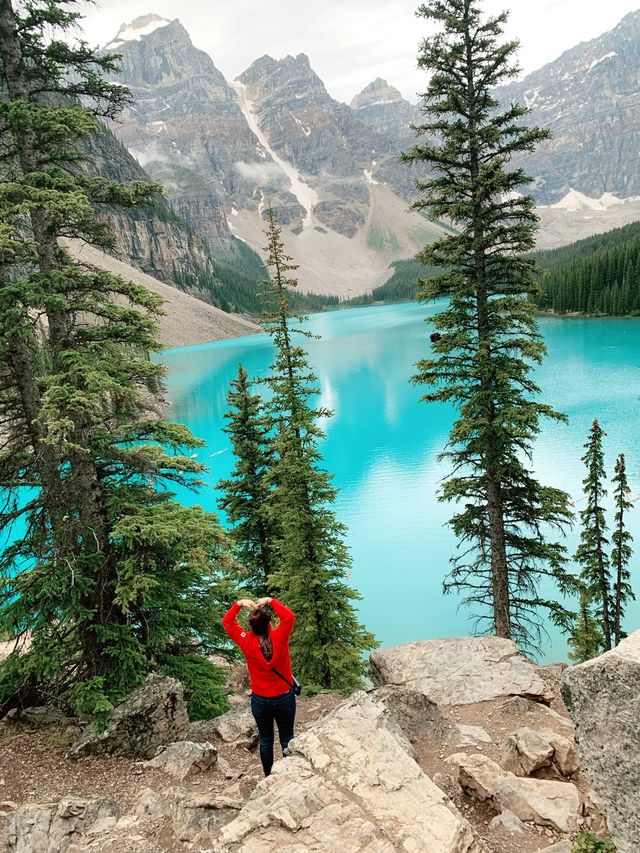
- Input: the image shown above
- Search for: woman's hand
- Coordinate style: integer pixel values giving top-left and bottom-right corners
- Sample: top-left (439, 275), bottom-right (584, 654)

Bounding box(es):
top-left (256, 597), bottom-right (272, 607)
top-left (237, 598), bottom-right (257, 609)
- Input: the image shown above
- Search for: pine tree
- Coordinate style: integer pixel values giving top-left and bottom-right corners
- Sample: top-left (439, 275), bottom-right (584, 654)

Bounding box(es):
top-left (218, 363), bottom-right (276, 596)
top-left (259, 211), bottom-right (377, 690)
top-left (402, 0), bottom-right (573, 649)
top-left (574, 419), bottom-right (613, 651)
top-left (0, 0), bottom-right (234, 722)
top-left (610, 452), bottom-right (635, 646)
top-left (567, 585), bottom-right (604, 664)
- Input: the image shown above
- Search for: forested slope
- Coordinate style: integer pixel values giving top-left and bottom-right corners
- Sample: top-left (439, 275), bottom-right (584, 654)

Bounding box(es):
top-left (534, 221), bottom-right (640, 315)
top-left (356, 220), bottom-right (640, 315)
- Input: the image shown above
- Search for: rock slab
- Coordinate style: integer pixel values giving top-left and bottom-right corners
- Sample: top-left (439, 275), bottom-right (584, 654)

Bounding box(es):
top-left (495, 776), bottom-right (580, 833)
top-left (369, 637), bottom-right (548, 705)
top-left (219, 691), bottom-right (488, 851)
top-left (145, 740), bottom-right (218, 780)
top-left (562, 630), bottom-right (640, 853)
top-left (68, 674), bottom-right (189, 759)
top-left (5, 796), bottom-right (119, 853)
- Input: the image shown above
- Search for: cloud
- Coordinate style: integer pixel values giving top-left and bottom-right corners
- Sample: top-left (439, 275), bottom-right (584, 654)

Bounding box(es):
top-left (128, 145), bottom-right (172, 168)
top-left (234, 161), bottom-right (287, 186)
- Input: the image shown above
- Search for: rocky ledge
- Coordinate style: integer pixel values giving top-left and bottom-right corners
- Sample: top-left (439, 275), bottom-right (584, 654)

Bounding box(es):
top-left (2, 633), bottom-right (635, 852)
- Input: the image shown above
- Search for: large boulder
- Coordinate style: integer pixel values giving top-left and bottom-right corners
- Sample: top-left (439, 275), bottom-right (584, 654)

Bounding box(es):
top-left (68, 674), bottom-right (189, 760)
top-left (369, 685), bottom-right (445, 743)
top-left (494, 776), bottom-right (581, 833)
top-left (144, 741), bottom-right (218, 781)
top-left (5, 796), bottom-right (119, 853)
top-left (171, 790), bottom-right (243, 843)
top-left (207, 706), bottom-right (258, 750)
top-left (454, 754), bottom-right (506, 801)
top-left (562, 630), bottom-right (640, 853)
top-left (500, 727), bottom-right (578, 778)
top-left (369, 637), bottom-right (549, 705)
top-left (218, 692), bottom-right (488, 852)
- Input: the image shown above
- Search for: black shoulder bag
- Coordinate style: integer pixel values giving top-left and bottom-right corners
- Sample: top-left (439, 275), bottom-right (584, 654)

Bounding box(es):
top-left (272, 667), bottom-right (302, 696)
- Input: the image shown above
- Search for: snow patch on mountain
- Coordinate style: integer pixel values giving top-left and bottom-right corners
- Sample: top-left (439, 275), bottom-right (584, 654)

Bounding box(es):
top-left (107, 15), bottom-right (171, 47)
top-left (549, 189), bottom-right (636, 212)
top-left (587, 52), bottom-right (617, 72)
top-left (231, 80), bottom-right (318, 229)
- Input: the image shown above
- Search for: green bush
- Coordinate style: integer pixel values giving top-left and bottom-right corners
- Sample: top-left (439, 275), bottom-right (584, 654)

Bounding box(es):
top-left (158, 654), bottom-right (229, 721)
top-left (572, 830), bottom-right (616, 853)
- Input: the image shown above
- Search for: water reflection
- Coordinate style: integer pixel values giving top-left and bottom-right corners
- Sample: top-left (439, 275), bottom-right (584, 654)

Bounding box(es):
top-left (160, 304), bottom-right (640, 661)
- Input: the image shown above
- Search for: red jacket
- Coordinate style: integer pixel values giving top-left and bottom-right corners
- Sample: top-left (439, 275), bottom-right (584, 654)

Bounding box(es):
top-left (222, 598), bottom-right (295, 697)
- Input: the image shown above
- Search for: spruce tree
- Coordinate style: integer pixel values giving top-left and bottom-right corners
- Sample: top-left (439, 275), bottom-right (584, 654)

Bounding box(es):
top-left (259, 211), bottom-right (377, 690)
top-left (402, 0), bottom-right (573, 648)
top-left (610, 452), bottom-right (635, 646)
top-left (218, 363), bottom-right (276, 596)
top-left (0, 0), bottom-right (234, 722)
top-left (574, 419), bottom-right (613, 650)
top-left (567, 585), bottom-right (604, 664)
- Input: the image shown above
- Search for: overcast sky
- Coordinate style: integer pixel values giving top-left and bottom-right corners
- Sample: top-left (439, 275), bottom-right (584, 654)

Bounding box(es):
top-left (80, 0), bottom-right (640, 103)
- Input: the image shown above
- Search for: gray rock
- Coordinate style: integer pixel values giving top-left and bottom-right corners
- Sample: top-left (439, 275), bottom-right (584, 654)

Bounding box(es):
top-left (19, 707), bottom-right (73, 727)
top-left (208, 707), bottom-right (258, 749)
top-left (562, 630), bottom-right (640, 853)
top-left (145, 740), bottom-right (217, 781)
top-left (131, 789), bottom-right (165, 820)
top-left (171, 791), bottom-right (243, 843)
top-left (500, 727), bottom-right (578, 778)
top-left (488, 809), bottom-right (526, 834)
top-left (539, 842), bottom-right (572, 853)
top-left (455, 754), bottom-right (507, 801)
top-left (5, 796), bottom-right (119, 853)
top-left (220, 692), bottom-right (488, 851)
top-left (370, 686), bottom-right (445, 743)
top-left (68, 674), bottom-right (189, 760)
top-left (369, 637), bottom-right (549, 705)
top-left (456, 724), bottom-right (493, 748)
top-left (495, 776), bottom-right (581, 832)
top-left (500, 696), bottom-right (533, 715)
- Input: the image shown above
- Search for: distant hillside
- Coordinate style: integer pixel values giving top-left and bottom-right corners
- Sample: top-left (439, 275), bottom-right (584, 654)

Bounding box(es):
top-left (344, 257), bottom-right (433, 306)
top-left (348, 220), bottom-right (640, 317)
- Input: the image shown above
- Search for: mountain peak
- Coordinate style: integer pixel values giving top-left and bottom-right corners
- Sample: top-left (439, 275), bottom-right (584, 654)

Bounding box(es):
top-left (351, 78), bottom-right (404, 110)
top-left (107, 14), bottom-right (173, 47)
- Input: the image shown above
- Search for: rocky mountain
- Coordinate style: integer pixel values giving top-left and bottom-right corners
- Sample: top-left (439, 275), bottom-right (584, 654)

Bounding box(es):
top-left (496, 10), bottom-right (640, 204)
top-left (351, 78), bottom-right (419, 139)
top-left (103, 15), bottom-right (302, 248)
top-left (103, 16), bottom-right (442, 296)
top-left (83, 126), bottom-right (217, 297)
top-left (81, 124), bottom-right (266, 315)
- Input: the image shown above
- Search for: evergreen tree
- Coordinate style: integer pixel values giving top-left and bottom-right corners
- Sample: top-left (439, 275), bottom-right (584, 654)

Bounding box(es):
top-left (566, 585), bottom-right (604, 664)
top-left (0, 0), bottom-right (234, 722)
top-left (574, 420), bottom-right (613, 651)
top-left (259, 211), bottom-right (377, 690)
top-left (402, 0), bottom-right (573, 648)
top-left (611, 452), bottom-right (635, 646)
top-left (218, 363), bottom-right (276, 596)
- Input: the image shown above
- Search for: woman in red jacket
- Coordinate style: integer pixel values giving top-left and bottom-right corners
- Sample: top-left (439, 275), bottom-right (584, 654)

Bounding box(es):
top-left (222, 596), bottom-right (296, 776)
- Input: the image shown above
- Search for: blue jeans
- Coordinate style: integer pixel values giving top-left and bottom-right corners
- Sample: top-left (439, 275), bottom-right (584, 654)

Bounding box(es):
top-left (250, 690), bottom-right (296, 776)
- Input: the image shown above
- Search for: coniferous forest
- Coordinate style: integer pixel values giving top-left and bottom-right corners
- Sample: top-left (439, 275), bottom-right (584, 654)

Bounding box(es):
top-left (352, 220), bottom-right (640, 316)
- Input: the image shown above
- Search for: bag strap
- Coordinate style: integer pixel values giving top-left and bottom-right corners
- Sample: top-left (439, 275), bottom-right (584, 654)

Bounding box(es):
top-left (272, 667), bottom-right (295, 689)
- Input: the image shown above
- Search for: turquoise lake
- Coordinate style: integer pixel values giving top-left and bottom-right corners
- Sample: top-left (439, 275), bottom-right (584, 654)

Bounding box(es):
top-left (160, 302), bottom-right (640, 662)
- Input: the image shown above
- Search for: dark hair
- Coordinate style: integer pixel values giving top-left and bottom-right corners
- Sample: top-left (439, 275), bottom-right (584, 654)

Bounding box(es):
top-left (248, 605), bottom-right (272, 637)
